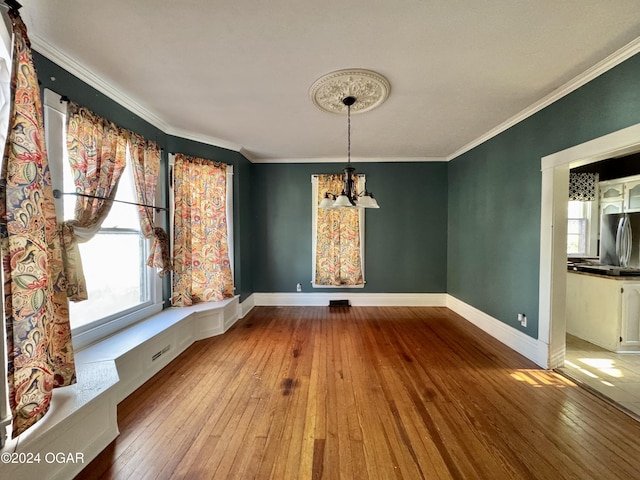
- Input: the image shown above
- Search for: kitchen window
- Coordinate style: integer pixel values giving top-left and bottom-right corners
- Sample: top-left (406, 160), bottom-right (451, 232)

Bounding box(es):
top-left (567, 200), bottom-right (595, 256)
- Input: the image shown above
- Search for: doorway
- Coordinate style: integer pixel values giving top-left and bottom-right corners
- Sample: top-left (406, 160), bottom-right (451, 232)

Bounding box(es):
top-left (539, 122), bottom-right (640, 418)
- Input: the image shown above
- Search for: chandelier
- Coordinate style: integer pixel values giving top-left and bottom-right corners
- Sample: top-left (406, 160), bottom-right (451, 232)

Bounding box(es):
top-left (309, 69), bottom-right (390, 209)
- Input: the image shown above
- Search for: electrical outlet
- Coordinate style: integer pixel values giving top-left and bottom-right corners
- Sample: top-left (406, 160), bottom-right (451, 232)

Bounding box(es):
top-left (517, 313), bottom-right (527, 327)
top-left (296, 283), bottom-right (302, 292)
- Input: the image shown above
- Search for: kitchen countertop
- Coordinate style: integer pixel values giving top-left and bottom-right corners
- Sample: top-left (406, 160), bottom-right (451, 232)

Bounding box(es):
top-left (567, 267), bottom-right (640, 280)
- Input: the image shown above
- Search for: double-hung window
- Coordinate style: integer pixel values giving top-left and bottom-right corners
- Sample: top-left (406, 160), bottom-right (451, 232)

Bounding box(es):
top-left (567, 200), bottom-right (595, 256)
top-left (44, 89), bottom-right (162, 349)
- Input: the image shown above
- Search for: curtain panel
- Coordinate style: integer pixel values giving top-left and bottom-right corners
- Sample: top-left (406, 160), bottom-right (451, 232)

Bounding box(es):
top-left (63, 102), bottom-right (127, 301)
top-left (1, 9), bottom-right (76, 438)
top-left (315, 174), bottom-right (363, 286)
top-left (172, 154), bottom-right (233, 306)
top-left (129, 133), bottom-right (171, 276)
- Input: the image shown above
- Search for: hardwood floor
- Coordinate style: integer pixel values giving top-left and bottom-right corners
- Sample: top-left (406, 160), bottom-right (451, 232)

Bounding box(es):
top-left (74, 306), bottom-right (640, 479)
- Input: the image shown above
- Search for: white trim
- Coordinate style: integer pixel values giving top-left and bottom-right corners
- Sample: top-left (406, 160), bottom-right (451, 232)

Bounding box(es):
top-left (251, 292), bottom-right (547, 367)
top-left (539, 123), bottom-right (640, 369)
top-left (311, 174), bottom-right (366, 288)
top-left (447, 36), bottom-right (640, 162)
top-left (2, 296), bottom-right (246, 479)
top-left (30, 34), bottom-right (243, 154)
top-left (44, 89), bottom-right (164, 350)
top-left (542, 123), bottom-right (640, 170)
top-left (252, 292), bottom-right (447, 307)
top-left (33, 30), bottom-right (640, 166)
top-left (240, 293), bottom-right (256, 317)
top-left (253, 156), bottom-right (445, 164)
top-left (446, 295), bottom-right (549, 368)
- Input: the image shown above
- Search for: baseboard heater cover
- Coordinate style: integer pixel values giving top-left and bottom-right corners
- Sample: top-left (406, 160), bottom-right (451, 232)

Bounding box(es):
top-left (329, 299), bottom-right (351, 307)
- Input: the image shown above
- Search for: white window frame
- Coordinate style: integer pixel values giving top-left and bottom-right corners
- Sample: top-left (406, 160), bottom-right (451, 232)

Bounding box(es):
top-left (44, 89), bottom-right (163, 350)
top-left (311, 174), bottom-right (365, 288)
top-left (567, 200), bottom-right (597, 257)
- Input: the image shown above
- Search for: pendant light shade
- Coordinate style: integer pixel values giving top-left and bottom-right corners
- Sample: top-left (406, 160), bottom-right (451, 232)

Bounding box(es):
top-left (334, 193), bottom-right (354, 208)
top-left (357, 192), bottom-right (380, 208)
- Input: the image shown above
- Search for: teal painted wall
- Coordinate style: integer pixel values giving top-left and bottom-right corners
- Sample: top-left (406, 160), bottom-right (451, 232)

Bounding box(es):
top-left (252, 162), bottom-right (448, 293)
top-left (448, 52), bottom-right (640, 338)
top-left (33, 44), bottom-right (640, 337)
top-left (33, 52), bottom-right (255, 303)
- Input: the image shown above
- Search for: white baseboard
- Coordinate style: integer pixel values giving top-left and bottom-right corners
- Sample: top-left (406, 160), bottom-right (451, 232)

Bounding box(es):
top-left (252, 292), bottom-right (448, 307)
top-left (239, 294), bottom-right (255, 317)
top-left (446, 295), bottom-right (549, 368)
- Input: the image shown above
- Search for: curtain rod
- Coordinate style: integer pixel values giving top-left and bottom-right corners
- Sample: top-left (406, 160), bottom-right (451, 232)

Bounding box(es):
top-left (52, 189), bottom-right (167, 212)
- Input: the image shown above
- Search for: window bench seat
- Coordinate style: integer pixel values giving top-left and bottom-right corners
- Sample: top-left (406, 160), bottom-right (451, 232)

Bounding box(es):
top-left (1, 295), bottom-right (246, 480)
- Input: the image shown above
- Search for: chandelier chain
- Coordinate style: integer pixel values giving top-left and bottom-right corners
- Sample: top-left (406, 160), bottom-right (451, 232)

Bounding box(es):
top-left (347, 103), bottom-right (351, 165)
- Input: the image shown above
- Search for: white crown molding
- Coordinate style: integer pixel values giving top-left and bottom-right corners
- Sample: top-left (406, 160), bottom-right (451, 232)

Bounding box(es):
top-left (30, 34), bottom-right (171, 132)
top-left (30, 34), bottom-right (244, 154)
top-left (31, 31), bottom-right (640, 165)
top-left (447, 35), bottom-right (640, 162)
top-left (163, 125), bottom-right (242, 153)
top-left (252, 156), bottom-right (446, 164)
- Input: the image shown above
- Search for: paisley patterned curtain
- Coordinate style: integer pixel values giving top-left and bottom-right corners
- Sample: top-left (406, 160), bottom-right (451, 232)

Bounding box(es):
top-left (172, 154), bottom-right (233, 306)
top-left (63, 102), bottom-right (127, 301)
top-left (129, 133), bottom-right (171, 276)
top-left (315, 174), bottom-right (363, 286)
top-left (1, 9), bottom-right (76, 438)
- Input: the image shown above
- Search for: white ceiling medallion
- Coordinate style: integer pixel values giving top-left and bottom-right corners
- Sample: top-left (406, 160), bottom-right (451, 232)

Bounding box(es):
top-left (309, 69), bottom-right (391, 114)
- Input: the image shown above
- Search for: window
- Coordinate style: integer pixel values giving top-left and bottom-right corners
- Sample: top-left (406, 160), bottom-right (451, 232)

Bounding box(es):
top-left (44, 89), bottom-right (162, 348)
top-left (168, 154), bottom-right (235, 301)
top-left (567, 200), bottom-right (593, 256)
top-left (311, 174), bottom-right (365, 288)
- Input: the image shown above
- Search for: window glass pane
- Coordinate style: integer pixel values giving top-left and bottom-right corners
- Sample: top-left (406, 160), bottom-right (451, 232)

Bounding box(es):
top-left (568, 201), bottom-right (585, 218)
top-left (63, 144), bottom-right (149, 330)
top-left (567, 234), bottom-right (583, 254)
top-left (567, 219), bottom-right (584, 235)
top-left (101, 154), bottom-right (140, 229)
top-left (70, 232), bottom-right (147, 329)
top-left (567, 219), bottom-right (586, 254)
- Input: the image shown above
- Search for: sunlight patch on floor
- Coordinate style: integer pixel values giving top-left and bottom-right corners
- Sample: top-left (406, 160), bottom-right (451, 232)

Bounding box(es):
top-left (510, 369), bottom-right (571, 388)
top-left (578, 357), bottom-right (623, 378)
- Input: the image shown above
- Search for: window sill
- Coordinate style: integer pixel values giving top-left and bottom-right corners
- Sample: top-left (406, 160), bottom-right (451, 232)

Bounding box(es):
top-left (1, 296), bottom-right (244, 480)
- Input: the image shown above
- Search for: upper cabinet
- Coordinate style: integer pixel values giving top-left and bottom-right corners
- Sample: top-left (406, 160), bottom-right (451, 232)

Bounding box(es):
top-left (601, 182), bottom-right (624, 201)
top-left (599, 180), bottom-right (624, 214)
top-left (625, 180), bottom-right (640, 212)
top-left (599, 175), bottom-right (640, 214)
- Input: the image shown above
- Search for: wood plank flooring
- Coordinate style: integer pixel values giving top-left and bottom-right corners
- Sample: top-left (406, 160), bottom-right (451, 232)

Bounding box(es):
top-left (74, 306), bottom-right (640, 479)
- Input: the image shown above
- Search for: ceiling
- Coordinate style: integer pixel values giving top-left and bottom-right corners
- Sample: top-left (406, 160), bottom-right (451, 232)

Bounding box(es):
top-left (19, 0), bottom-right (640, 162)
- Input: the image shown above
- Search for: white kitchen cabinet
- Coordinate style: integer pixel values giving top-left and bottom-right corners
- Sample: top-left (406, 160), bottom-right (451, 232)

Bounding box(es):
top-left (598, 175), bottom-right (640, 214)
top-left (624, 180), bottom-right (640, 213)
top-left (566, 271), bottom-right (640, 352)
top-left (600, 182), bottom-right (624, 201)
top-left (599, 181), bottom-right (624, 215)
top-left (621, 284), bottom-right (640, 348)
top-left (601, 202), bottom-right (623, 215)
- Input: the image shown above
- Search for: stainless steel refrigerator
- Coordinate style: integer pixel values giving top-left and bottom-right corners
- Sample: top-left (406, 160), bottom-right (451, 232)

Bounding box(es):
top-left (600, 212), bottom-right (640, 268)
